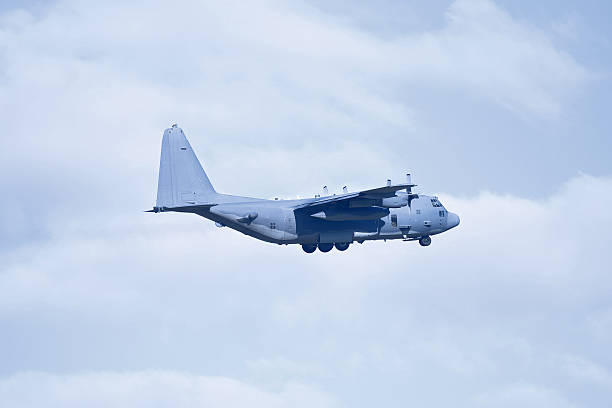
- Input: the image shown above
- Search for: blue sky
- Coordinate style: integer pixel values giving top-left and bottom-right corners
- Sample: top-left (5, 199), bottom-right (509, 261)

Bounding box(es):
top-left (1, 1), bottom-right (611, 407)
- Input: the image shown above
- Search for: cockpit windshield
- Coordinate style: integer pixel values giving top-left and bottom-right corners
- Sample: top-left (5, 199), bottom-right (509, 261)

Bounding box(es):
top-left (430, 198), bottom-right (443, 208)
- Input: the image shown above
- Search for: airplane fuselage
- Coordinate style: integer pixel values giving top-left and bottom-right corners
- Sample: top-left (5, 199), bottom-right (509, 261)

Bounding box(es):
top-left (177, 192), bottom-right (459, 248)
top-left (151, 125), bottom-right (460, 253)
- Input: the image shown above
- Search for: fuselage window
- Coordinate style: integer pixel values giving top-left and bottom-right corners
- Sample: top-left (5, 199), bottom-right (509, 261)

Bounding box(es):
top-left (391, 214), bottom-right (397, 227)
top-left (270, 222), bottom-right (276, 229)
top-left (416, 209), bottom-right (421, 215)
top-left (439, 210), bottom-right (445, 217)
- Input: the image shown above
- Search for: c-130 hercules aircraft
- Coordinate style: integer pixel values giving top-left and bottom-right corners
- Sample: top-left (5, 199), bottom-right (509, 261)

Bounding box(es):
top-left (149, 125), bottom-right (460, 253)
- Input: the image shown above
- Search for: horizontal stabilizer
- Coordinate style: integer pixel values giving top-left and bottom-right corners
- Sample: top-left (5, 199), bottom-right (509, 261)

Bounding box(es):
top-left (147, 204), bottom-right (217, 213)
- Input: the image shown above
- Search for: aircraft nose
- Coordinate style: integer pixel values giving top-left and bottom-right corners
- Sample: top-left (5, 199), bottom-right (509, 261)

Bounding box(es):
top-left (447, 212), bottom-right (460, 229)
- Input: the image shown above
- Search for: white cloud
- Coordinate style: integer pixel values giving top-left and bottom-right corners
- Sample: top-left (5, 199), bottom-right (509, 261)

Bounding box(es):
top-left (560, 354), bottom-right (612, 388)
top-left (396, 0), bottom-right (589, 116)
top-left (0, 1), bottom-right (590, 244)
top-left (1, 173), bottom-right (612, 406)
top-left (0, 1), bottom-right (607, 407)
top-left (0, 0), bottom-right (587, 164)
top-left (473, 383), bottom-right (578, 408)
top-left (0, 371), bottom-right (339, 408)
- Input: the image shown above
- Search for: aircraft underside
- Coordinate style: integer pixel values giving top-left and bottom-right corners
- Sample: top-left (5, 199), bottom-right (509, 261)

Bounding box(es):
top-left (194, 207), bottom-right (444, 253)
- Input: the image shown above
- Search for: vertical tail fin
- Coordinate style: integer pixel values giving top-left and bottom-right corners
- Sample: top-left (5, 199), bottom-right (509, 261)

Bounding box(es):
top-left (156, 125), bottom-right (218, 208)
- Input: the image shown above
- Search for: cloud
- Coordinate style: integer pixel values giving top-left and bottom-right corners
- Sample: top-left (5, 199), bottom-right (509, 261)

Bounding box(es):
top-left (560, 354), bottom-right (612, 388)
top-left (0, 0), bottom-right (590, 248)
top-left (0, 1), bottom-right (607, 407)
top-left (0, 371), bottom-right (339, 408)
top-left (1, 173), bottom-right (611, 406)
top-left (473, 383), bottom-right (578, 408)
top-left (397, 0), bottom-right (589, 116)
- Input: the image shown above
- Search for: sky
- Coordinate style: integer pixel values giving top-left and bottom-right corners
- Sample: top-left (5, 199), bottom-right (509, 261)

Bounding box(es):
top-left (1, 0), bottom-right (611, 407)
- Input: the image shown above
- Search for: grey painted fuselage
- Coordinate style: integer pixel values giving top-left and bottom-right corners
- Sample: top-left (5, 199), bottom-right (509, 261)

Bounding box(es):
top-left (150, 125), bottom-right (460, 252)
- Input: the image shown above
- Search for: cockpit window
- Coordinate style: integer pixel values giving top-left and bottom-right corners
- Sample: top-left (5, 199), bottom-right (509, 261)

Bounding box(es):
top-left (430, 198), bottom-right (442, 207)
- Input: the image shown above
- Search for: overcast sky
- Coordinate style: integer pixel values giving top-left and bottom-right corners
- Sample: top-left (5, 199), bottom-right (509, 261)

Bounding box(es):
top-left (1, 0), bottom-right (612, 407)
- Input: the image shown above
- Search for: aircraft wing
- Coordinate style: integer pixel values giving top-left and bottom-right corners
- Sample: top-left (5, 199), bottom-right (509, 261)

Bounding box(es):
top-left (294, 183), bottom-right (414, 211)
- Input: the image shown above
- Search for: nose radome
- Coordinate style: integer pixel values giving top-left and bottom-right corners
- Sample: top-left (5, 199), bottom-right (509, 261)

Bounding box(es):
top-left (447, 212), bottom-right (460, 229)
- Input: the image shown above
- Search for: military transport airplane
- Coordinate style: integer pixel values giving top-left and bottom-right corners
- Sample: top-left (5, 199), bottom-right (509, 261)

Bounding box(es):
top-left (148, 125), bottom-right (460, 253)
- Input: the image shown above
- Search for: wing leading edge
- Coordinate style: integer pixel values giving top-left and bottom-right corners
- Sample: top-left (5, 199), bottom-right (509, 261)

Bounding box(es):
top-left (293, 183), bottom-right (416, 212)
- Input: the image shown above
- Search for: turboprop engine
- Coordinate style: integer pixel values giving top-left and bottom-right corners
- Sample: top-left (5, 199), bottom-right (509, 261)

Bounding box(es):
top-left (310, 206), bottom-right (389, 221)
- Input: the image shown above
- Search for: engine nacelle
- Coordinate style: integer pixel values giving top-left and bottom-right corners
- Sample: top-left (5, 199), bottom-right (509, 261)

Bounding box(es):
top-left (381, 195), bottom-right (409, 208)
top-left (311, 206), bottom-right (390, 221)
